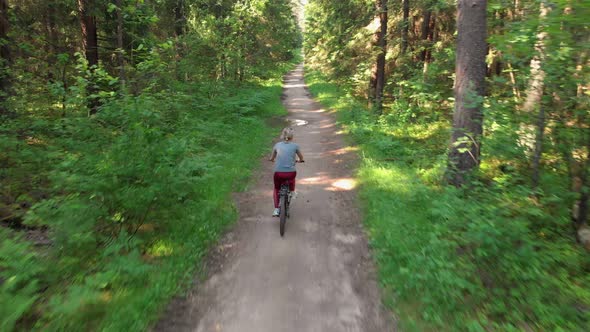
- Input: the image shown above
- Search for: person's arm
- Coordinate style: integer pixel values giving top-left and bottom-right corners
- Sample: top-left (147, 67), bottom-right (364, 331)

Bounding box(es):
top-left (269, 149), bottom-right (277, 162)
top-left (296, 150), bottom-right (304, 162)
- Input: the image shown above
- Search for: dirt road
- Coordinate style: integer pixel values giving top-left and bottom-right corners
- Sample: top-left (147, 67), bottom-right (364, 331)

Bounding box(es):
top-left (154, 64), bottom-right (391, 332)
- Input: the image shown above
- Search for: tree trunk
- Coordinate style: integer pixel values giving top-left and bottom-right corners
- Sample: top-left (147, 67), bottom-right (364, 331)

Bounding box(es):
top-left (0, 0), bottom-right (10, 116)
top-left (507, 62), bottom-right (521, 101)
top-left (401, 0), bottom-right (409, 55)
top-left (368, 0), bottom-right (387, 114)
top-left (174, 0), bottom-right (185, 37)
top-left (574, 133), bottom-right (590, 246)
top-left (523, 1), bottom-right (550, 114)
top-left (447, 0), bottom-right (487, 187)
top-left (520, 1), bottom-right (551, 183)
top-left (419, 10), bottom-right (432, 62)
top-left (44, 4), bottom-right (59, 57)
top-left (78, 0), bottom-right (98, 68)
top-left (422, 13), bottom-right (436, 76)
top-left (78, 0), bottom-right (100, 114)
top-left (116, 0), bottom-right (125, 90)
top-left (531, 100), bottom-right (545, 188)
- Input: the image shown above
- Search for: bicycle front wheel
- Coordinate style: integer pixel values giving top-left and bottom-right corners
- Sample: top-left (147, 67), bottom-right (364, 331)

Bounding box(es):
top-left (279, 194), bottom-right (287, 237)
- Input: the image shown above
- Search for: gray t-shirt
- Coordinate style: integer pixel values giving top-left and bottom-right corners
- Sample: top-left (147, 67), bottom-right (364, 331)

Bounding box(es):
top-left (273, 141), bottom-right (300, 172)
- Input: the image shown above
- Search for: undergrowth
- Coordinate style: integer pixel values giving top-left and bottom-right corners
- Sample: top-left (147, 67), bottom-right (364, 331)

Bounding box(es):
top-left (305, 70), bottom-right (590, 331)
top-left (0, 60), bottom-right (295, 331)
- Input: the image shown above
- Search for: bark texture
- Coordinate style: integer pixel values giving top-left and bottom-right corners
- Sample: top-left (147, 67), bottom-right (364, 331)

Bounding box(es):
top-left (401, 0), bottom-right (409, 55)
top-left (174, 0), bottom-right (185, 37)
top-left (447, 0), bottom-right (487, 186)
top-left (521, 1), bottom-right (551, 186)
top-left (522, 1), bottom-right (549, 114)
top-left (78, 0), bottom-right (100, 114)
top-left (0, 0), bottom-right (10, 115)
top-left (368, 0), bottom-right (387, 114)
top-left (116, 0), bottom-right (125, 89)
top-left (419, 10), bottom-right (432, 62)
top-left (78, 0), bottom-right (98, 68)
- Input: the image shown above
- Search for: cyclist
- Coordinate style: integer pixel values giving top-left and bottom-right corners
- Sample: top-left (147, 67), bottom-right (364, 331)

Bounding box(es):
top-left (269, 127), bottom-right (304, 217)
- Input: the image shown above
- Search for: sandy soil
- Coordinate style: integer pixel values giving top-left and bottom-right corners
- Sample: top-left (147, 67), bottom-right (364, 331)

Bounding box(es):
top-left (154, 64), bottom-right (392, 332)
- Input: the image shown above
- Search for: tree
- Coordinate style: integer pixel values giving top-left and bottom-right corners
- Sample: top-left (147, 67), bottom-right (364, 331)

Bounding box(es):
top-left (368, 0), bottom-right (387, 114)
top-left (401, 0), bottom-right (409, 55)
top-left (78, 0), bottom-right (99, 114)
top-left (115, 0), bottom-right (125, 89)
top-left (447, 0), bottom-right (487, 186)
top-left (174, 0), bottom-right (186, 37)
top-left (523, 0), bottom-right (551, 187)
top-left (0, 0), bottom-right (10, 116)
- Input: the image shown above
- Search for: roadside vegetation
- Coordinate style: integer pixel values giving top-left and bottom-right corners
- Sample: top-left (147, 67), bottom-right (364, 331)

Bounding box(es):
top-left (0, 1), bottom-right (301, 330)
top-left (305, 0), bottom-right (590, 329)
top-left (306, 69), bottom-right (590, 331)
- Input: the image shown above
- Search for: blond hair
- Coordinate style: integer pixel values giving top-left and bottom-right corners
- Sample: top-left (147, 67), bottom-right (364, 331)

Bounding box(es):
top-left (281, 127), bottom-right (294, 141)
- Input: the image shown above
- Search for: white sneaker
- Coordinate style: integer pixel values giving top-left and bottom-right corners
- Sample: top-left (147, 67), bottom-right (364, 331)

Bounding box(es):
top-left (273, 208), bottom-right (280, 217)
top-left (289, 191), bottom-right (298, 201)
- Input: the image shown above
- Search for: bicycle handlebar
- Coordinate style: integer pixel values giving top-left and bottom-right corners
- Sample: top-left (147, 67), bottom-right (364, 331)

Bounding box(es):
top-left (269, 160), bottom-right (305, 163)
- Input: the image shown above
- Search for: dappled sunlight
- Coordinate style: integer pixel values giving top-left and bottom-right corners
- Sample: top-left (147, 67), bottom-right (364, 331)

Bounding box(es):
top-left (325, 146), bottom-right (358, 156)
top-left (283, 83), bottom-right (306, 88)
top-left (288, 118), bottom-right (309, 126)
top-left (100, 291), bottom-right (113, 303)
top-left (290, 97), bottom-right (312, 104)
top-left (310, 108), bottom-right (327, 113)
top-left (25, 136), bottom-right (47, 146)
top-left (147, 240), bottom-right (175, 257)
top-left (326, 178), bottom-right (357, 191)
top-left (299, 175), bottom-right (331, 185)
top-left (298, 175), bottom-right (357, 192)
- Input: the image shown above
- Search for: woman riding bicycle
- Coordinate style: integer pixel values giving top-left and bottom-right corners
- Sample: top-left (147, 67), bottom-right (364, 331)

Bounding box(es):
top-left (269, 127), bottom-right (304, 217)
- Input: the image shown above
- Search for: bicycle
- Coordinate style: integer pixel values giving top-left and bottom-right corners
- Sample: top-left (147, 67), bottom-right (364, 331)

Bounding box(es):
top-left (278, 182), bottom-right (291, 237)
top-left (277, 160), bottom-right (303, 237)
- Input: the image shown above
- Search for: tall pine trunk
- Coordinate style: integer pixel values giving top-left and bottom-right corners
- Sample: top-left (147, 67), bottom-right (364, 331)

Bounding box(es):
top-left (401, 0), bottom-right (409, 55)
top-left (447, 0), bottom-right (487, 186)
top-left (521, 1), bottom-right (551, 186)
top-left (78, 0), bottom-right (99, 115)
top-left (419, 10), bottom-right (432, 62)
top-left (421, 12), bottom-right (436, 76)
top-left (0, 0), bottom-right (10, 116)
top-left (116, 0), bottom-right (125, 90)
top-left (174, 0), bottom-right (185, 37)
top-left (368, 0), bottom-right (387, 114)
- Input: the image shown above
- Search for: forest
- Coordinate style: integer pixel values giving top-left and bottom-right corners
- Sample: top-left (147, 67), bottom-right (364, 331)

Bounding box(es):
top-left (1, 0), bottom-right (300, 330)
top-left (1, 0), bottom-right (589, 330)
top-left (304, 0), bottom-right (589, 330)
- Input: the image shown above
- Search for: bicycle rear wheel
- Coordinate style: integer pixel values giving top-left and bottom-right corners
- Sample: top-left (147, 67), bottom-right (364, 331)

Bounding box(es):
top-left (279, 193), bottom-right (287, 237)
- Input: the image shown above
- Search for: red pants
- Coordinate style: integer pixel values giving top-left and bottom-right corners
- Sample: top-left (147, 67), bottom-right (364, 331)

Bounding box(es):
top-left (274, 172), bottom-right (296, 208)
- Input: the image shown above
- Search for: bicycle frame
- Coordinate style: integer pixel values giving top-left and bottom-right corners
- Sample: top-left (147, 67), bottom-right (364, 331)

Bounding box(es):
top-left (279, 183), bottom-right (291, 236)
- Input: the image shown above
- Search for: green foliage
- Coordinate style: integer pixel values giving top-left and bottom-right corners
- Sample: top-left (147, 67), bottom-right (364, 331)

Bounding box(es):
top-left (306, 70), bottom-right (590, 330)
top-left (0, 230), bottom-right (44, 332)
top-left (1, 0), bottom-right (300, 330)
top-left (1, 75), bottom-right (292, 331)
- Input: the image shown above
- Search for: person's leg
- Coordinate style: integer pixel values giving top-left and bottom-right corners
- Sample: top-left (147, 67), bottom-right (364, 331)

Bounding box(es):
top-left (274, 172), bottom-right (297, 204)
top-left (273, 172), bottom-right (281, 208)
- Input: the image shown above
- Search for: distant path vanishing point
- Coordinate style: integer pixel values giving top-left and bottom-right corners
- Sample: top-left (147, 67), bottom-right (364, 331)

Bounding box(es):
top-left (154, 64), bottom-right (392, 332)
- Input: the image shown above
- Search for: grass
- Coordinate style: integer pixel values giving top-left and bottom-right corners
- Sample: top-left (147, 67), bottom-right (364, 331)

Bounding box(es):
top-left (99, 78), bottom-right (290, 331)
top-left (0, 64), bottom-right (294, 331)
top-left (304, 69), bottom-right (590, 331)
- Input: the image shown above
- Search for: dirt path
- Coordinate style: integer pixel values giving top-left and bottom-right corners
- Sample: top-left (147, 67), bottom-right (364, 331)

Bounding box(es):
top-left (154, 64), bottom-right (391, 332)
